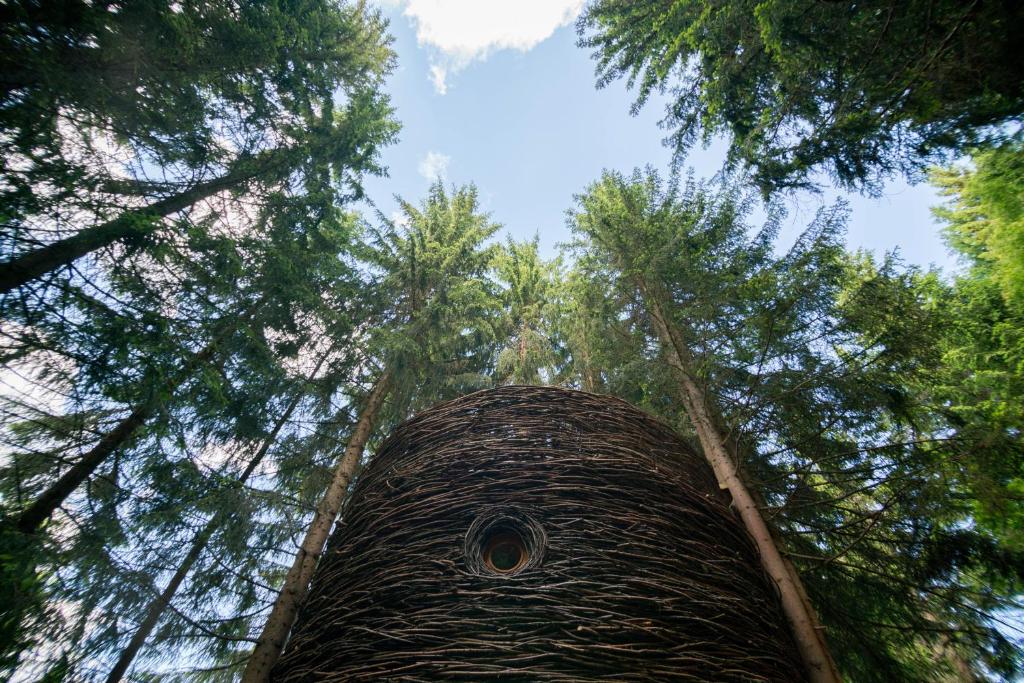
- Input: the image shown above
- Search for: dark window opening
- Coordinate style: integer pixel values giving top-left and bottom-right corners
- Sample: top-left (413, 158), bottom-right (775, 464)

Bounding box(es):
top-left (465, 510), bottom-right (544, 577)
top-left (483, 531), bottom-right (527, 574)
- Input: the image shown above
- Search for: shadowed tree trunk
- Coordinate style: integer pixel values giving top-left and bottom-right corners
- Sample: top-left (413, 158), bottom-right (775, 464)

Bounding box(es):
top-left (241, 371), bottom-right (392, 683)
top-left (0, 147), bottom-right (295, 294)
top-left (15, 403), bottom-right (154, 536)
top-left (104, 520), bottom-right (214, 683)
top-left (14, 312), bottom-right (247, 534)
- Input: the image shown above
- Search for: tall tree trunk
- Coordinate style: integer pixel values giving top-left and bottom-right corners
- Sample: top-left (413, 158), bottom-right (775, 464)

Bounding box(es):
top-left (575, 330), bottom-right (601, 393)
top-left (0, 147), bottom-right (293, 294)
top-left (15, 318), bottom-right (235, 534)
top-left (241, 371), bottom-right (391, 683)
top-left (15, 403), bottom-right (154, 534)
top-left (518, 321), bottom-right (528, 378)
top-left (104, 520), bottom-right (214, 683)
top-left (641, 283), bottom-right (842, 683)
top-left (104, 367), bottom-right (316, 683)
top-left (581, 366), bottom-right (598, 393)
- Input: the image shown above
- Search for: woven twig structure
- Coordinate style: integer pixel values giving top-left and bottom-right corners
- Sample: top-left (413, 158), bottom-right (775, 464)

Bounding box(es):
top-left (273, 386), bottom-right (805, 681)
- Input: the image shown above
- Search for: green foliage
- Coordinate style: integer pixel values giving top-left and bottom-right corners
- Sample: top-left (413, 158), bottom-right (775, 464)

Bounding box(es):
top-left (0, 0), bottom-right (398, 300)
top-left (0, 8), bottom-right (397, 663)
top-left (1, 3), bottom-right (1021, 681)
top-left (0, 524), bottom-right (48, 671)
top-left (493, 238), bottom-right (560, 385)
top-left (367, 181), bottom-right (503, 416)
top-left (929, 139), bottom-right (1024, 551)
top-left (0, 0), bottom-right (395, 176)
top-left (578, 0), bottom-right (1024, 194)
top-left (932, 137), bottom-right (1024, 312)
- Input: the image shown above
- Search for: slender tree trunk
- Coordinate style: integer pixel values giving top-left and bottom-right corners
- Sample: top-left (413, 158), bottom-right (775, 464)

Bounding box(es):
top-left (0, 148), bottom-right (292, 294)
top-left (518, 322), bottom-right (528, 370)
top-left (15, 404), bottom-right (154, 534)
top-left (104, 520), bottom-right (214, 683)
top-left (241, 371), bottom-right (391, 683)
top-left (104, 370), bottom-right (315, 683)
top-left (16, 321), bottom-right (231, 534)
top-left (642, 285), bottom-right (842, 683)
top-left (575, 331), bottom-right (600, 393)
top-left (581, 366), bottom-right (598, 393)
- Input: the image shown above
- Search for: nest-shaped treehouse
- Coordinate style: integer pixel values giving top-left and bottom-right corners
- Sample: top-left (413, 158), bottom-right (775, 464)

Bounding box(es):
top-left (273, 386), bottom-right (804, 682)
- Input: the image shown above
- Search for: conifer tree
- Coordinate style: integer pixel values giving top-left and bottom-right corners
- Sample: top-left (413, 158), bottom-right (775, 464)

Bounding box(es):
top-left (494, 238), bottom-right (560, 385)
top-left (242, 182), bottom-right (501, 681)
top-left (567, 168), bottom-right (1023, 680)
top-left (1, 2), bottom-right (399, 670)
top-left (1, 154), bottom-right (380, 677)
top-left (0, 91), bottom-right (397, 295)
top-left (0, 0), bottom-right (398, 299)
top-left (570, 169), bottom-right (840, 681)
top-left (102, 349), bottom-right (334, 683)
top-left (929, 138), bottom-right (1024, 550)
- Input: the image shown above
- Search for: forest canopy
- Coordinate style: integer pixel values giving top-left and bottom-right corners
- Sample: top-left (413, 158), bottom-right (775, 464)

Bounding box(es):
top-left (0, 1), bottom-right (1021, 681)
top-left (578, 0), bottom-right (1024, 195)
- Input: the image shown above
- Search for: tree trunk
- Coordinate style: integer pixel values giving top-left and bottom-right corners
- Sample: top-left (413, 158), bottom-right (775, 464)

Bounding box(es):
top-left (518, 321), bottom-right (528, 374)
top-left (104, 372), bottom-right (313, 683)
top-left (0, 148), bottom-right (293, 294)
top-left (104, 519), bottom-right (214, 683)
top-left (575, 331), bottom-right (600, 393)
top-left (15, 404), bottom-right (153, 534)
top-left (241, 371), bottom-right (391, 683)
top-left (642, 286), bottom-right (842, 683)
top-left (16, 323), bottom-right (229, 534)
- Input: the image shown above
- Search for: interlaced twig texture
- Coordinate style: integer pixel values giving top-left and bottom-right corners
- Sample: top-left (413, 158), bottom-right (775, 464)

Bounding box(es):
top-left (274, 386), bottom-right (805, 682)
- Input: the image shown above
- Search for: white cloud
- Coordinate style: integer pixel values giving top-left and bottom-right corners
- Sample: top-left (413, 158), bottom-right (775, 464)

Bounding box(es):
top-left (390, 210), bottom-right (411, 228)
top-left (418, 150), bottom-right (451, 180)
top-left (429, 64), bottom-right (449, 95)
top-left (385, 0), bottom-right (585, 93)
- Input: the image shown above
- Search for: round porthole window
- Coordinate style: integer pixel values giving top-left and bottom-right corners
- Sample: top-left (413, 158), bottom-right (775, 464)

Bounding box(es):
top-left (465, 509), bottom-right (545, 577)
top-left (483, 531), bottom-right (528, 573)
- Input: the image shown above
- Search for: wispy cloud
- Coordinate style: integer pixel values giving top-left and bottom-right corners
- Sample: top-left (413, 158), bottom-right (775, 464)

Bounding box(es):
top-left (418, 150), bottom-right (451, 180)
top-left (390, 210), bottom-right (411, 228)
top-left (382, 0), bottom-right (585, 94)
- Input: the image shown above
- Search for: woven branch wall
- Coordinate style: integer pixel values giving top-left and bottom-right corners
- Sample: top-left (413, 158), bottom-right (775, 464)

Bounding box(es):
top-left (273, 386), bottom-right (805, 682)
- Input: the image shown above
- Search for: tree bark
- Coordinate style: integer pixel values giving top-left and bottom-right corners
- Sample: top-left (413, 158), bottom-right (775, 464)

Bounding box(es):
top-left (0, 147), bottom-right (293, 294)
top-left (15, 323), bottom-right (229, 534)
top-left (642, 284), bottom-right (842, 683)
top-left (518, 322), bottom-right (528, 366)
top-left (241, 371), bottom-right (391, 683)
top-left (104, 372), bottom-right (313, 683)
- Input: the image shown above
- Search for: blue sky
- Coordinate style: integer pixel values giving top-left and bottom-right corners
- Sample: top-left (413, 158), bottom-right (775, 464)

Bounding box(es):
top-left (360, 1), bottom-right (958, 272)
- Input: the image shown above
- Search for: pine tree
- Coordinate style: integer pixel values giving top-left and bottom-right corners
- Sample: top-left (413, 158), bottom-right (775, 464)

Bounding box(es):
top-left (102, 349), bottom-right (333, 683)
top-left (494, 237), bottom-right (560, 385)
top-left (241, 372), bottom-right (390, 682)
top-left (928, 138), bottom-right (1024, 551)
top-left (0, 91), bottom-right (397, 295)
top-left (1, 3), bottom-right (399, 672)
top-left (570, 169), bottom-right (840, 681)
top-left (0, 0), bottom-right (395, 224)
top-left (1, 145), bottom-right (384, 677)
